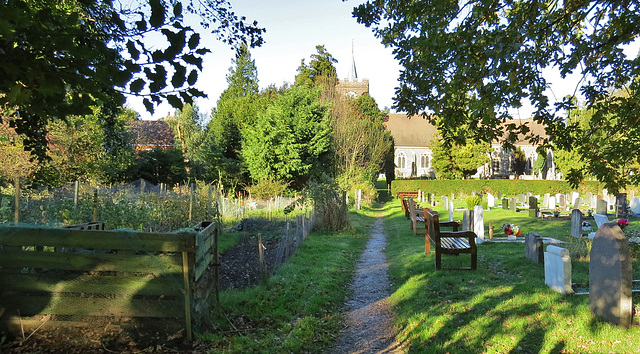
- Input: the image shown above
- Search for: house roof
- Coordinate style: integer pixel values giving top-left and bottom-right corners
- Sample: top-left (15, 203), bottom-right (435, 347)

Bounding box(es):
top-left (126, 120), bottom-right (174, 148)
top-left (386, 114), bottom-right (548, 147)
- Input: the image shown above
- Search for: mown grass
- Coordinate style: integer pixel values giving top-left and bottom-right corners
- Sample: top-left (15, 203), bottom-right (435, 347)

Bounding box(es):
top-left (201, 209), bottom-right (375, 353)
top-left (384, 197), bottom-right (640, 353)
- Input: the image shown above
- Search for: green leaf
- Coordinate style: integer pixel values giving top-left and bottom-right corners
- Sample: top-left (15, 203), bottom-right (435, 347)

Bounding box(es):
top-left (182, 54), bottom-right (202, 69)
top-left (136, 20), bottom-right (147, 31)
top-left (126, 40), bottom-right (140, 61)
top-left (171, 64), bottom-right (186, 88)
top-left (149, 0), bottom-right (165, 28)
top-left (173, 2), bottom-right (182, 18)
top-left (166, 94), bottom-right (183, 109)
top-left (129, 78), bottom-right (145, 93)
top-left (188, 33), bottom-right (200, 50)
top-left (187, 70), bottom-right (197, 85)
top-left (143, 98), bottom-right (154, 113)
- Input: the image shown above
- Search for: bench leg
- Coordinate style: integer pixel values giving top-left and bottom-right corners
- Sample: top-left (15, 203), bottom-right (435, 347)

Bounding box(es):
top-left (435, 252), bottom-right (442, 270)
top-left (425, 235), bottom-right (431, 254)
top-left (471, 252), bottom-right (477, 270)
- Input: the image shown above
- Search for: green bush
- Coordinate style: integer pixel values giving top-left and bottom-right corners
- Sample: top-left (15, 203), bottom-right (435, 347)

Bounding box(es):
top-left (249, 178), bottom-right (289, 200)
top-left (466, 195), bottom-right (482, 210)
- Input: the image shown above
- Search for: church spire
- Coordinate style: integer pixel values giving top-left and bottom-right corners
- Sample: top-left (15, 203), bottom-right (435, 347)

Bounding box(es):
top-left (349, 39), bottom-right (358, 81)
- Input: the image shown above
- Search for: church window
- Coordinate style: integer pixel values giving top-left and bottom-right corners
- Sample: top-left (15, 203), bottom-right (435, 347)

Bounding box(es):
top-left (420, 154), bottom-right (429, 168)
top-left (397, 153), bottom-right (406, 169)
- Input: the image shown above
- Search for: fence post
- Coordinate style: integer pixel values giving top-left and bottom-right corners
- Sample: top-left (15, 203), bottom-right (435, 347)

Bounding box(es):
top-left (92, 190), bottom-right (98, 222)
top-left (182, 251), bottom-right (193, 341)
top-left (188, 183), bottom-right (194, 222)
top-left (14, 177), bottom-right (19, 224)
top-left (74, 180), bottom-right (79, 208)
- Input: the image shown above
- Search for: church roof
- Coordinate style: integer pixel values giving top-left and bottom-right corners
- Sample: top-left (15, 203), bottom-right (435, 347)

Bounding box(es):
top-left (385, 114), bottom-right (549, 147)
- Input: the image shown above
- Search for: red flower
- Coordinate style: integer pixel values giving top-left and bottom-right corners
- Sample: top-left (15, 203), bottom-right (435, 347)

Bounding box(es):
top-left (504, 227), bottom-right (513, 235)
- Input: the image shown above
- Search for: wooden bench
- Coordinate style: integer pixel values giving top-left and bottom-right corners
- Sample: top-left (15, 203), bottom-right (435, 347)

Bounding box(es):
top-left (398, 191), bottom-right (420, 218)
top-left (425, 210), bottom-right (477, 270)
top-left (408, 197), bottom-right (426, 235)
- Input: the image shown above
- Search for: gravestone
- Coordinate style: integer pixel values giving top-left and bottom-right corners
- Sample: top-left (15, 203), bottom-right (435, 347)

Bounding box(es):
top-left (529, 196), bottom-right (539, 218)
top-left (462, 210), bottom-right (473, 231)
top-left (498, 190), bottom-right (502, 199)
top-left (573, 197), bottom-right (582, 209)
top-left (571, 192), bottom-right (580, 205)
top-left (502, 198), bottom-right (508, 210)
top-left (590, 195), bottom-right (598, 209)
top-left (590, 223), bottom-right (632, 328)
top-left (630, 190), bottom-right (635, 200)
top-left (596, 199), bottom-right (607, 215)
top-left (487, 193), bottom-right (495, 208)
top-left (510, 197), bottom-right (517, 212)
top-left (586, 192), bottom-right (593, 205)
top-left (630, 196), bottom-right (640, 215)
top-left (443, 196), bottom-right (449, 210)
top-left (615, 193), bottom-right (627, 217)
top-left (570, 209), bottom-right (583, 238)
top-left (473, 205), bottom-right (484, 243)
top-left (548, 196), bottom-right (556, 210)
top-left (431, 192), bottom-right (436, 207)
top-left (602, 189), bottom-right (608, 198)
top-left (543, 193), bottom-right (550, 208)
top-left (525, 232), bottom-right (544, 264)
top-left (526, 192), bottom-right (532, 199)
top-left (448, 200), bottom-right (454, 222)
top-left (519, 194), bottom-right (526, 205)
top-left (609, 195), bottom-right (616, 212)
top-left (544, 245), bottom-right (573, 295)
top-left (558, 194), bottom-right (567, 209)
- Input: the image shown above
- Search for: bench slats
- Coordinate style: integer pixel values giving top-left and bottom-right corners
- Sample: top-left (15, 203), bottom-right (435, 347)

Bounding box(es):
top-left (425, 210), bottom-right (477, 270)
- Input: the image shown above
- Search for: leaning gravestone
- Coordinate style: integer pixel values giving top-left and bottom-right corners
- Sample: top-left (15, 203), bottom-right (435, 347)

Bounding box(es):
top-left (544, 245), bottom-right (573, 295)
top-left (570, 209), bottom-right (583, 238)
top-left (473, 205), bottom-right (484, 243)
top-left (525, 232), bottom-right (544, 264)
top-left (590, 223), bottom-right (632, 328)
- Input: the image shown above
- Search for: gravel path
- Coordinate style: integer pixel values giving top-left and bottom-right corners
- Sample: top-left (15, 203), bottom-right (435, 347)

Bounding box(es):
top-left (332, 217), bottom-right (405, 353)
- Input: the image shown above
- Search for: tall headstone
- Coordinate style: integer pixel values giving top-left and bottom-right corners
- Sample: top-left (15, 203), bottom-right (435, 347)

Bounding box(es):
top-left (510, 197), bottom-right (517, 212)
top-left (448, 200), bottom-right (454, 222)
top-left (529, 196), bottom-right (539, 218)
top-left (558, 194), bottom-right (567, 209)
top-left (590, 195), bottom-right (598, 209)
top-left (498, 190), bottom-right (502, 199)
top-left (590, 223), bottom-right (632, 328)
top-left (487, 193), bottom-right (495, 208)
top-left (525, 232), bottom-right (544, 264)
top-left (570, 209), bottom-right (583, 238)
top-left (443, 196), bottom-right (449, 210)
top-left (502, 198), bottom-right (508, 210)
top-left (462, 210), bottom-right (474, 232)
top-left (519, 194), bottom-right (526, 204)
top-left (544, 245), bottom-right (573, 295)
top-left (630, 196), bottom-right (640, 215)
top-left (473, 205), bottom-right (484, 243)
top-left (573, 197), bottom-right (582, 209)
top-left (548, 196), bottom-right (556, 210)
top-left (586, 192), bottom-right (593, 205)
top-left (543, 193), bottom-right (550, 209)
top-left (596, 199), bottom-right (608, 215)
top-left (571, 192), bottom-right (580, 205)
top-left (615, 193), bottom-right (627, 217)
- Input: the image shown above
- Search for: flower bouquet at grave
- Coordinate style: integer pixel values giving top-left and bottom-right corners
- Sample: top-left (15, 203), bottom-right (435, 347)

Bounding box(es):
top-left (582, 221), bottom-right (592, 231)
top-left (617, 218), bottom-right (629, 230)
top-left (502, 223), bottom-right (521, 236)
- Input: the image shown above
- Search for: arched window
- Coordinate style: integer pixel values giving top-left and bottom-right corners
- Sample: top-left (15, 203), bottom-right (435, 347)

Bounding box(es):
top-left (397, 152), bottom-right (406, 169)
top-left (420, 154), bottom-right (430, 168)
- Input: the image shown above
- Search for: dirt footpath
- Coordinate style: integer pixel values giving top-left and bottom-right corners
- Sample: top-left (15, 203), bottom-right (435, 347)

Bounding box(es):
top-left (332, 217), bottom-right (405, 353)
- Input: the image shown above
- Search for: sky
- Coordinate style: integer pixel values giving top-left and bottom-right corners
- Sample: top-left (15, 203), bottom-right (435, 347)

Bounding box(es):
top-left (128, 0), bottom-right (402, 120)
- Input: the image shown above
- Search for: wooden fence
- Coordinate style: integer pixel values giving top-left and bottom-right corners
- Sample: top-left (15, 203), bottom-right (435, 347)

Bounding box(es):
top-left (0, 220), bottom-right (220, 342)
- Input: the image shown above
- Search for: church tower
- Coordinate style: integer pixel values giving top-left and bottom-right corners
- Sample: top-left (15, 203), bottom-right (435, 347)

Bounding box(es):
top-left (336, 40), bottom-right (369, 98)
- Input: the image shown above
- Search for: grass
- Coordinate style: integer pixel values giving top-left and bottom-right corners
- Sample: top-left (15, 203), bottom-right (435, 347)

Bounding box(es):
top-left (384, 197), bottom-right (640, 353)
top-left (199, 191), bottom-right (640, 353)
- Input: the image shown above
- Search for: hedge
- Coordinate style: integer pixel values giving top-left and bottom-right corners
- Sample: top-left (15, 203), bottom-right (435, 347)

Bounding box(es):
top-left (390, 179), bottom-right (627, 198)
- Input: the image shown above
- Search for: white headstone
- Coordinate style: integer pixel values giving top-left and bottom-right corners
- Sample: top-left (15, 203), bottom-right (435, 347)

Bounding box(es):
top-left (543, 193), bottom-right (550, 208)
top-left (548, 196), bottom-right (556, 210)
top-left (448, 200), bottom-right (454, 222)
top-left (571, 192), bottom-right (579, 205)
top-left (473, 205), bottom-right (484, 243)
top-left (544, 245), bottom-right (573, 295)
top-left (487, 193), bottom-right (495, 208)
top-left (630, 196), bottom-right (640, 214)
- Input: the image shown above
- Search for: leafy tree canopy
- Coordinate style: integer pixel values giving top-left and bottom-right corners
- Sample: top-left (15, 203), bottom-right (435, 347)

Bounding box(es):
top-left (430, 137), bottom-right (490, 179)
top-left (1, 0), bottom-right (263, 156)
top-left (354, 0), bottom-right (640, 192)
top-left (295, 45), bottom-right (338, 87)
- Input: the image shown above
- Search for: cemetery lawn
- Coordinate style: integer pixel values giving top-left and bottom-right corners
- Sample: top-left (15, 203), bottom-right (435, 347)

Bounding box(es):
top-left (384, 197), bottom-right (640, 353)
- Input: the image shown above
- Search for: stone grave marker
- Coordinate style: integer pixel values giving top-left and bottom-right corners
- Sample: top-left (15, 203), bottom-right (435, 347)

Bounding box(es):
top-left (448, 200), bottom-right (454, 222)
top-left (570, 209), bottom-right (583, 238)
top-left (510, 197), bottom-right (517, 212)
top-left (596, 199), bottom-right (607, 215)
top-left (498, 190), bottom-right (502, 199)
top-left (443, 196), bottom-right (449, 210)
top-left (519, 194), bottom-right (526, 204)
top-left (473, 205), bottom-right (484, 243)
top-left (586, 192), bottom-right (593, 205)
top-left (525, 232), bottom-right (544, 264)
top-left (462, 210), bottom-right (473, 231)
top-left (526, 192), bottom-right (532, 199)
top-left (571, 191), bottom-right (579, 204)
top-left (502, 198), bottom-right (508, 210)
top-left (630, 190), bottom-right (635, 200)
top-left (544, 245), bottom-right (573, 295)
top-left (558, 194), bottom-right (567, 209)
top-left (630, 196), bottom-right (640, 214)
top-left (590, 223), bottom-right (632, 328)
top-left (548, 196), bottom-right (556, 210)
top-left (487, 193), bottom-right (495, 207)
top-left (573, 197), bottom-right (582, 209)
top-left (543, 193), bottom-right (550, 208)
top-left (529, 196), bottom-right (539, 218)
